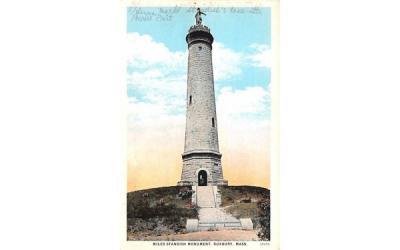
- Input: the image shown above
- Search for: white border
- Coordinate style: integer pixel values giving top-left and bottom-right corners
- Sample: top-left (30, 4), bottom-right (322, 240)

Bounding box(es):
top-left (123, 1), bottom-right (279, 249)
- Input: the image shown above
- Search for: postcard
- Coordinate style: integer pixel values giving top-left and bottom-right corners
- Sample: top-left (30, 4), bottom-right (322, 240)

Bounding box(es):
top-left (124, 1), bottom-right (279, 249)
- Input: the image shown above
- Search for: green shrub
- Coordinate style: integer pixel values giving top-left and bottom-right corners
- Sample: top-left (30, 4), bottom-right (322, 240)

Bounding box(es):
top-left (257, 198), bottom-right (270, 241)
top-left (127, 186), bottom-right (198, 236)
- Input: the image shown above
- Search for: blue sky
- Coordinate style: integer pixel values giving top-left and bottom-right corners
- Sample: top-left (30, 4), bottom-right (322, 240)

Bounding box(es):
top-left (127, 7), bottom-right (271, 51)
top-left (127, 7), bottom-right (271, 121)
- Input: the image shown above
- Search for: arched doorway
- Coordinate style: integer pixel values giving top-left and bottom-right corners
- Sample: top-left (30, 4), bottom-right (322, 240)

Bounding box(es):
top-left (198, 170), bottom-right (207, 186)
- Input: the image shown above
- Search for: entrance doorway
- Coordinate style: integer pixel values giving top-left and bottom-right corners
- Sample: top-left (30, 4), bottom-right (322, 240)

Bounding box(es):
top-left (198, 170), bottom-right (207, 186)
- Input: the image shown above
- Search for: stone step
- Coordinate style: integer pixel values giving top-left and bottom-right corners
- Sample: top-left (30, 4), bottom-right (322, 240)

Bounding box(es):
top-left (198, 207), bottom-right (240, 223)
top-left (186, 218), bottom-right (253, 232)
top-left (187, 186), bottom-right (254, 232)
top-left (198, 221), bottom-right (243, 231)
top-left (199, 222), bottom-right (242, 227)
top-left (196, 186), bottom-right (216, 208)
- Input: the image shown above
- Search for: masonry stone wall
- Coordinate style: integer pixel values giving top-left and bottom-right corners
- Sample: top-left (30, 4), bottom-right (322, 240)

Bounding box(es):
top-left (184, 42), bottom-right (219, 153)
top-left (181, 155), bottom-right (223, 185)
top-left (179, 25), bottom-right (227, 186)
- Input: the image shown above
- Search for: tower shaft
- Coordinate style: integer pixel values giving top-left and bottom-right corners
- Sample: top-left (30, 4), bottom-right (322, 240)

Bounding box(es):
top-left (178, 25), bottom-right (227, 186)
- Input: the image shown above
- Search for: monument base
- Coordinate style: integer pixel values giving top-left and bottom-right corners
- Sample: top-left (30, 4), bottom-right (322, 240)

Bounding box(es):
top-left (177, 180), bottom-right (228, 186)
top-left (216, 180), bottom-right (228, 186)
top-left (177, 180), bottom-right (193, 186)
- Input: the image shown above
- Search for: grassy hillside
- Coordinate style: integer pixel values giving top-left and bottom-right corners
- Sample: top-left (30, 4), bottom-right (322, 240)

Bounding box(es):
top-left (219, 185), bottom-right (269, 206)
top-left (127, 185), bottom-right (270, 240)
top-left (127, 186), bottom-right (197, 240)
top-left (219, 186), bottom-right (270, 240)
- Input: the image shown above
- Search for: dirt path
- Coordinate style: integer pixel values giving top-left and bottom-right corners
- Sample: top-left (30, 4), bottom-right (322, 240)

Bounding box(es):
top-left (129, 230), bottom-right (259, 241)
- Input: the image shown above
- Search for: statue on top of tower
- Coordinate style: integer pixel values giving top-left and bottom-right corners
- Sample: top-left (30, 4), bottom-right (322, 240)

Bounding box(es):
top-left (195, 8), bottom-right (206, 25)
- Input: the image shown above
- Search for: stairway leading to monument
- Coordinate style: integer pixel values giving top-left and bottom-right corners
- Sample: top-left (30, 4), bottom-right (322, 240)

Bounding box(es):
top-left (193, 185), bottom-right (243, 231)
top-left (196, 186), bottom-right (216, 208)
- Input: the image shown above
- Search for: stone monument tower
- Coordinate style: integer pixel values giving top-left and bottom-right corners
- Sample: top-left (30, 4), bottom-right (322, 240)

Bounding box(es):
top-left (178, 9), bottom-right (228, 186)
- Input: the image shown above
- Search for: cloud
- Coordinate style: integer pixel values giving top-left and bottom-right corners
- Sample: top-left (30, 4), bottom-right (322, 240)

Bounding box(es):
top-left (217, 86), bottom-right (270, 117)
top-left (214, 41), bottom-right (273, 82)
top-left (247, 43), bottom-right (272, 68)
top-left (212, 42), bottom-right (242, 81)
top-left (215, 86), bottom-right (271, 189)
top-left (213, 42), bottom-right (273, 80)
top-left (126, 33), bottom-right (257, 124)
top-left (127, 32), bottom-right (186, 70)
top-left (127, 69), bottom-right (186, 106)
top-left (126, 33), bottom-right (272, 136)
top-left (127, 33), bottom-right (188, 119)
top-left (127, 96), bottom-right (186, 191)
top-left (126, 33), bottom-right (273, 134)
top-left (216, 85), bottom-right (271, 154)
